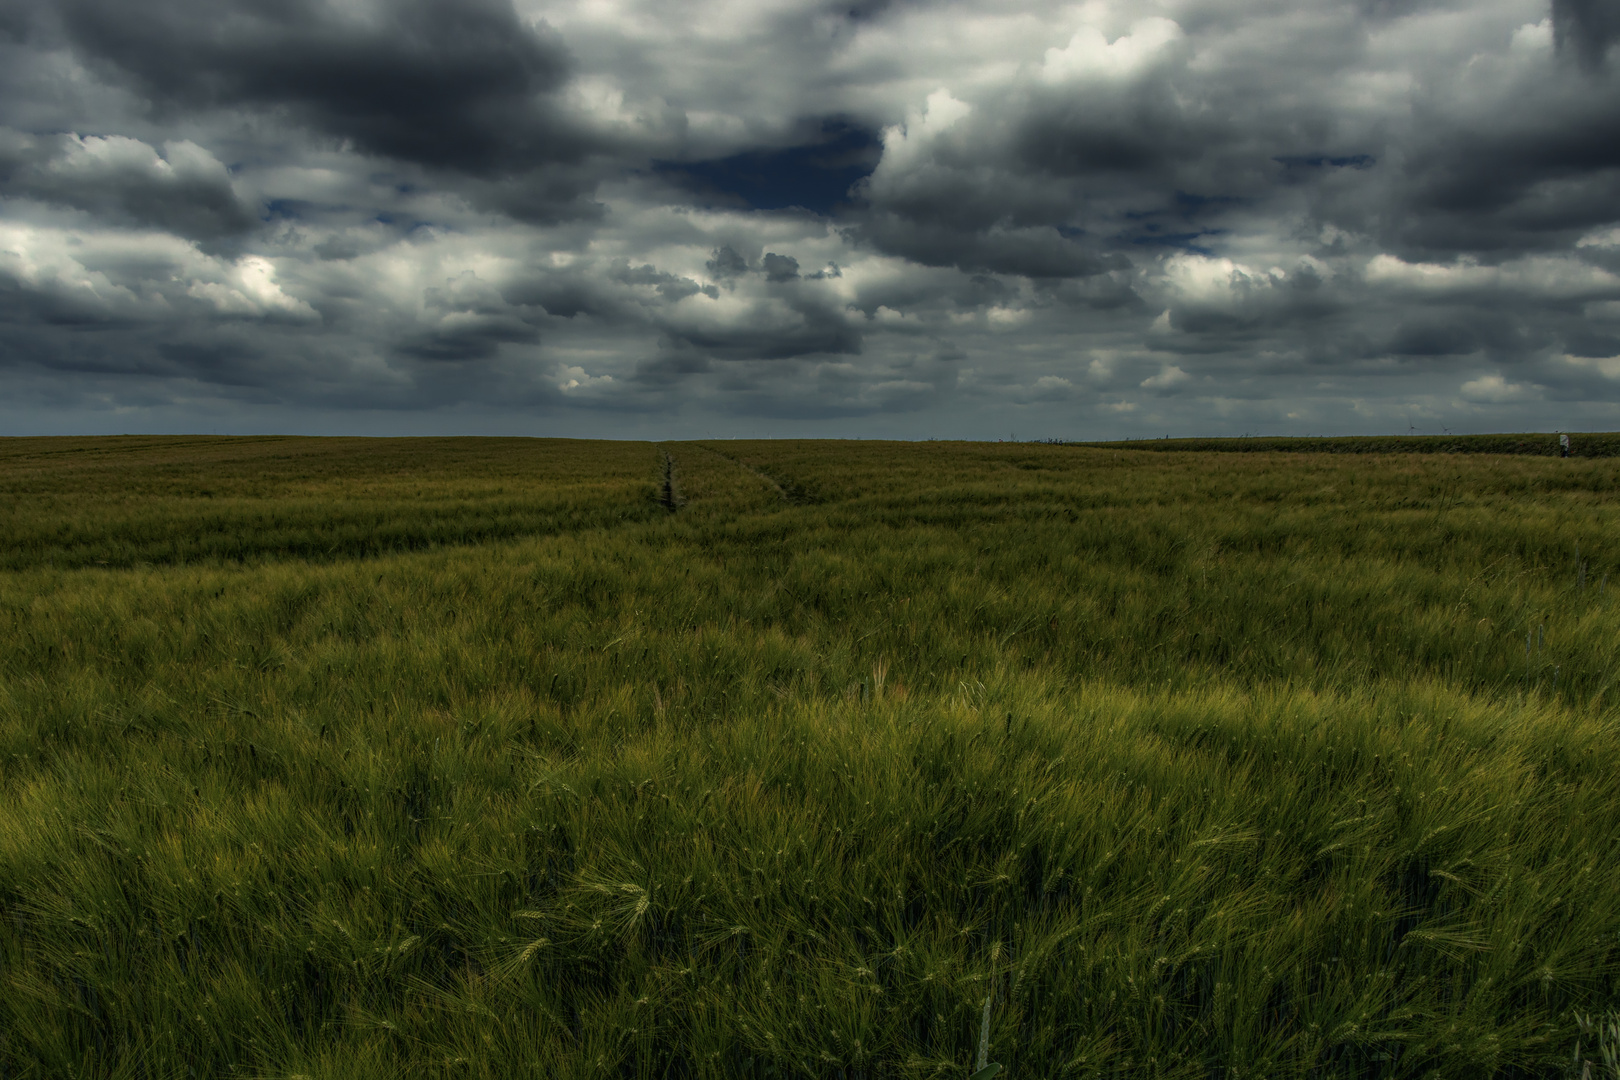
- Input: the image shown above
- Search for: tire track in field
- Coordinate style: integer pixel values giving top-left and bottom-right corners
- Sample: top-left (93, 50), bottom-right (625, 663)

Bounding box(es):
top-left (693, 444), bottom-right (820, 505)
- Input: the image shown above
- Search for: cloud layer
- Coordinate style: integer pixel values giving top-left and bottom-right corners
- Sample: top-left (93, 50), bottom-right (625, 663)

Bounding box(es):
top-left (1, 0), bottom-right (1617, 437)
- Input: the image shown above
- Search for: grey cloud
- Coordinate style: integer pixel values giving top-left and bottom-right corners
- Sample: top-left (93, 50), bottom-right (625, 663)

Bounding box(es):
top-left (858, 214), bottom-right (1123, 278)
top-left (844, 33), bottom-right (1250, 279)
top-left (839, 265), bottom-right (1012, 319)
top-left (699, 248), bottom-right (810, 287)
top-left (313, 236), bottom-right (368, 262)
top-left (835, 0), bottom-right (902, 22)
top-left (659, 299), bottom-right (862, 361)
top-left (611, 260), bottom-right (716, 301)
top-left (494, 252), bottom-right (859, 371)
top-left (0, 131), bottom-right (255, 241)
top-left (496, 257), bottom-right (720, 323)
top-left (5, 0), bottom-right (1620, 438)
top-left (1147, 259), bottom-right (1350, 356)
top-left (687, 355), bottom-right (955, 421)
top-left (46, 0), bottom-right (589, 177)
top-left (396, 271), bottom-right (544, 360)
top-left (0, 3), bottom-right (28, 40)
top-left (845, 1), bottom-right (1620, 291)
top-left (1034, 271), bottom-right (1145, 311)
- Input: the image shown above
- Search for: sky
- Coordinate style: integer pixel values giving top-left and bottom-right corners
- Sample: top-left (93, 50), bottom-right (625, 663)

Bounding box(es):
top-left (1, 0), bottom-right (1618, 439)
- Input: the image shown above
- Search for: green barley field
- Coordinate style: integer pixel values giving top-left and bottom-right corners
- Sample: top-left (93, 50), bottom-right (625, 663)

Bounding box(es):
top-left (2, 435), bottom-right (1618, 1079)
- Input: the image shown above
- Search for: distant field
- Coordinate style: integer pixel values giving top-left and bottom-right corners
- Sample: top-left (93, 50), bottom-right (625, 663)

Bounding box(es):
top-left (1072, 431), bottom-right (1620, 457)
top-left (1, 436), bottom-right (1617, 1079)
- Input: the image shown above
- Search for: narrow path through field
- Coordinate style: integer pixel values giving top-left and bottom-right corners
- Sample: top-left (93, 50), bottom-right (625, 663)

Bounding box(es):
top-left (655, 447), bottom-right (683, 511)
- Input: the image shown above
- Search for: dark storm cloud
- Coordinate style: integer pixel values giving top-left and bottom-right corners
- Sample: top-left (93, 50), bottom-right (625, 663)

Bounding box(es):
top-left (659, 297), bottom-right (862, 361)
top-left (705, 246), bottom-right (750, 281)
top-left (1010, 84), bottom-right (1206, 180)
top-left (0, 268), bottom-right (122, 331)
top-left (653, 122), bottom-right (881, 214)
top-left (1564, 326), bottom-right (1620, 357)
top-left (629, 351), bottom-right (712, 389)
top-left (836, 0), bottom-right (902, 21)
top-left (1387, 320), bottom-right (1479, 357)
top-left (395, 315), bottom-right (541, 361)
top-left (1553, 0), bottom-right (1620, 67)
top-left (858, 215), bottom-right (1123, 279)
top-left (1364, 79), bottom-right (1620, 258)
top-left (499, 272), bottom-right (603, 320)
top-left (762, 253), bottom-right (800, 282)
top-left (45, 0), bottom-right (587, 176)
top-left (846, 125), bottom-right (1124, 276)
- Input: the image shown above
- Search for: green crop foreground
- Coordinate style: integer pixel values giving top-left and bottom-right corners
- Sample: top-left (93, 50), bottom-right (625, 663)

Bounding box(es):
top-left (0, 436), bottom-right (1617, 1079)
